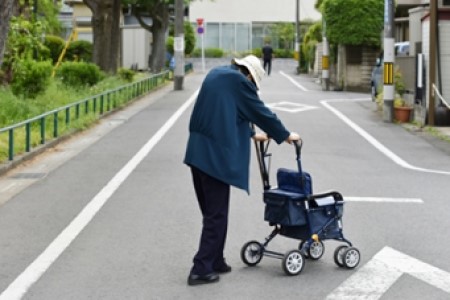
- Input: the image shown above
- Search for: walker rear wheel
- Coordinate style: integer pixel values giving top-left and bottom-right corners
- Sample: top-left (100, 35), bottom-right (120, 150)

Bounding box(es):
top-left (308, 241), bottom-right (325, 260)
top-left (282, 250), bottom-right (305, 276)
top-left (241, 241), bottom-right (263, 266)
top-left (333, 245), bottom-right (348, 267)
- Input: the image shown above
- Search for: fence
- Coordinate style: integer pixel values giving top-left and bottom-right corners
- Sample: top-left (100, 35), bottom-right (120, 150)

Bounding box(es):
top-left (0, 65), bottom-right (192, 164)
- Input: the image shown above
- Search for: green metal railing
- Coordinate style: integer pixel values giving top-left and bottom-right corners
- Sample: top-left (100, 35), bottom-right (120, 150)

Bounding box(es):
top-left (1, 70), bottom-right (176, 162)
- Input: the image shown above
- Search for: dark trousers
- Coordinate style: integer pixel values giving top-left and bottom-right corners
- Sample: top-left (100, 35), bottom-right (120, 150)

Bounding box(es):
top-left (263, 59), bottom-right (272, 75)
top-left (190, 167), bottom-right (230, 275)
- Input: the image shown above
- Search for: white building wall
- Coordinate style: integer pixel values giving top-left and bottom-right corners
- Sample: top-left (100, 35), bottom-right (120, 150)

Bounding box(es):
top-left (122, 27), bottom-right (151, 70)
top-left (189, 0), bottom-right (321, 23)
top-left (439, 21), bottom-right (450, 102)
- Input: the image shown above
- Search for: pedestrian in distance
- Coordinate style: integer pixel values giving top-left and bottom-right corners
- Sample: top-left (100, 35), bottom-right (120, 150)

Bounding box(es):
top-left (262, 41), bottom-right (274, 75)
top-left (184, 54), bottom-right (300, 286)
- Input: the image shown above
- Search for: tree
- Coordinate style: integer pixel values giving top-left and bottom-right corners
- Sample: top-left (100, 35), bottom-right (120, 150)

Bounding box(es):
top-left (0, 0), bottom-right (14, 66)
top-left (322, 0), bottom-right (384, 47)
top-left (125, 0), bottom-right (171, 72)
top-left (83, 0), bottom-right (122, 74)
top-left (272, 23), bottom-right (295, 51)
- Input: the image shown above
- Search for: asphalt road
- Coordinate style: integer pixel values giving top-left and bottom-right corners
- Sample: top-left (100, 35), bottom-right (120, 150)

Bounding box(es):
top-left (1, 60), bottom-right (450, 300)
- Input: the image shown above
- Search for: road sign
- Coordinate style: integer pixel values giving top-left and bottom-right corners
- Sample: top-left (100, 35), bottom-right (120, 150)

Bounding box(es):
top-left (326, 246), bottom-right (450, 299)
top-left (196, 18), bottom-right (204, 34)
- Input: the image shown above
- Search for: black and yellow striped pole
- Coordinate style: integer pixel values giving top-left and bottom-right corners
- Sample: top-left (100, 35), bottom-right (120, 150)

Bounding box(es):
top-left (383, 0), bottom-right (395, 122)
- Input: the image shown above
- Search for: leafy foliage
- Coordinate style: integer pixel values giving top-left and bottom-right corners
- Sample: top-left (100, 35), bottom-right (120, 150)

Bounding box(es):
top-left (191, 48), bottom-right (224, 58)
top-left (118, 68), bottom-right (136, 82)
top-left (271, 23), bottom-right (295, 51)
top-left (167, 21), bottom-right (196, 56)
top-left (65, 40), bottom-right (93, 62)
top-left (44, 35), bottom-right (65, 63)
top-left (322, 0), bottom-right (384, 46)
top-left (11, 58), bottom-right (52, 98)
top-left (56, 61), bottom-right (104, 87)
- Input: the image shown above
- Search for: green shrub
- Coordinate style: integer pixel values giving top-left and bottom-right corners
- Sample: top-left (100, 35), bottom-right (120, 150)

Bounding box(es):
top-left (56, 61), bottom-right (104, 87)
top-left (11, 59), bottom-right (52, 98)
top-left (191, 48), bottom-right (224, 58)
top-left (44, 35), bottom-right (66, 63)
top-left (251, 48), bottom-right (262, 58)
top-left (118, 68), bottom-right (135, 82)
top-left (274, 48), bottom-right (294, 58)
top-left (166, 36), bottom-right (174, 56)
top-left (184, 22), bottom-right (196, 56)
top-left (65, 40), bottom-right (93, 62)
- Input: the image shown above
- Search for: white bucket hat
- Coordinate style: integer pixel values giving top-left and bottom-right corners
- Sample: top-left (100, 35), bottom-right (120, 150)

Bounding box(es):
top-left (232, 55), bottom-right (265, 89)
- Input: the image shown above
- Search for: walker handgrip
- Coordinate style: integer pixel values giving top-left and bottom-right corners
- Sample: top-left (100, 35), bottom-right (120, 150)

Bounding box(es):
top-left (293, 139), bottom-right (303, 161)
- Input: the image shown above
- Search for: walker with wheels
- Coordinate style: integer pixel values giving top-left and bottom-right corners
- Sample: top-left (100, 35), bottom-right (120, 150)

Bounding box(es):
top-left (240, 139), bottom-right (361, 276)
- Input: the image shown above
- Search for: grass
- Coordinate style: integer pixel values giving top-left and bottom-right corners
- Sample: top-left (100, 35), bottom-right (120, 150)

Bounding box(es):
top-left (0, 72), bottom-right (169, 163)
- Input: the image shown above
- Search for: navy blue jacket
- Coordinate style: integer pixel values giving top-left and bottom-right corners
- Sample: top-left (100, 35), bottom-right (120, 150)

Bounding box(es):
top-left (184, 65), bottom-right (290, 192)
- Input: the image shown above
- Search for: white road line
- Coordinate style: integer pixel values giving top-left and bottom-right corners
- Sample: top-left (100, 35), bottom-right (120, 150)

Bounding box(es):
top-left (279, 71), bottom-right (308, 91)
top-left (326, 246), bottom-right (450, 299)
top-left (321, 99), bottom-right (450, 176)
top-left (0, 90), bottom-right (199, 300)
top-left (279, 71), bottom-right (450, 176)
top-left (345, 197), bottom-right (423, 203)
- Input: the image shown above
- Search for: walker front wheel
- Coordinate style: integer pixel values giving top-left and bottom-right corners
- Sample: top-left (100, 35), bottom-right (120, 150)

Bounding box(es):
top-left (282, 250), bottom-right (305, 276)
top-left (342, 247), bottom-right (360, 269)
top-left (241, 241), bottom-right (263, 266)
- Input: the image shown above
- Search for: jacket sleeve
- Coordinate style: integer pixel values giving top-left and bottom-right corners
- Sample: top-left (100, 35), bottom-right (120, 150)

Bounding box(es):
top-left (235, 77), bottom-right (290, 144)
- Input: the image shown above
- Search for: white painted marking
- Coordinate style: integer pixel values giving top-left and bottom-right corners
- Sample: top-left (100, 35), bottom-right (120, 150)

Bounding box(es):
top-left (279, 71), bottom-right (450, 176)
top-left (0, 90), bottom-right (200, 300)
top-left (321, 99), bottom-right (450, 176)
top-left (279, 71), bottom-right (308, 91)
top-left (345, 197), bottom-right (423, 203)
top-left (266, 101), bottom-right (318, 113)
top-left (326, 247), bottom-right (450, 299)
top-left (1, 182), bottom-right (17, 192)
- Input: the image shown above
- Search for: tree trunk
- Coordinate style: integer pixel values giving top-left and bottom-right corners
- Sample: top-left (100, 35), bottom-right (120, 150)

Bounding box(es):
top-left (83, 0), bottom-right (121, 74)
top-left (0, 0), bottom-right (14, 66)
top-left (133, 2), bottom-right (169, 73)
top-left (150, 18), bottom-right (168, 73)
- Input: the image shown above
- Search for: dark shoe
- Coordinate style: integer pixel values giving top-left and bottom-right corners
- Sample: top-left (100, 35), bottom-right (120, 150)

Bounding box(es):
top-left (214, 263), bottom-right (232, 274)
top-left (187, 273), bottom-right (219, 286)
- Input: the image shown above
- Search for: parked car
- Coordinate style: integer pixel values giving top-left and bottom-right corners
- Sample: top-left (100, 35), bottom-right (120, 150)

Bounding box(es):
top-left (370, 42), bottom-right (409, 101)
top-left (395, 41), bottom-right (410, 56)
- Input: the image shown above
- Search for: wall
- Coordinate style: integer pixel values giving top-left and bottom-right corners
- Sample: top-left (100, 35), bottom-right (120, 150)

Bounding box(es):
top-left (189, 0), bottom-right (321, 23)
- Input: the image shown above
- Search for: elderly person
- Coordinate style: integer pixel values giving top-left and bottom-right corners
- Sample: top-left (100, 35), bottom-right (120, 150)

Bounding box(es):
top-left (184, 55), bottom-right (299, 285)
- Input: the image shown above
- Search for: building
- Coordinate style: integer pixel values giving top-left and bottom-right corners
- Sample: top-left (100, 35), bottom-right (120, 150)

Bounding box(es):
top-left (61, 0), bottom-right (152, 70)
top-left (188, 0), bottom-right (321, 52)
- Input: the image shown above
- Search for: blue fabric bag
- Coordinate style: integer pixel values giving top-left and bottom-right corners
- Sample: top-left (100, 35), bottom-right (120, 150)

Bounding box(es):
top-left (263, 189), bottom-right (307, 226)
top-left (277, 168), bottom-right (312, 195)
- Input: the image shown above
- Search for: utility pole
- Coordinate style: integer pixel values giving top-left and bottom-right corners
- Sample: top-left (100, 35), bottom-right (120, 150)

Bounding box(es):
top-left (322, 20), bottom-right (329, 91)
top-left (383, 0), bottom-right (395, 122)
top-left (295, 0), bottom-right (301, 74)
top-left (428, 0), bottom-right (437, 125)
top-left (174, 0), bottom-right (184, 90)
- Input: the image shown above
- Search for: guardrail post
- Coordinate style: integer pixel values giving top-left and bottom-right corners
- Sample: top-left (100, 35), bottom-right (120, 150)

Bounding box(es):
top-left (40, 117), bottom-right (45, 144)
top-left (8, 129), bottom-right (14, 161)
top-left (100, 94), bottom-right (104, 115)
top-left (25, 123), bottom-right (31, 152)
top-left (65, 108), bottom-right (70, 126)
top-left (76, 104), bottom-right (80, 119)
top-left (53, 112), bottom-right (58, 138)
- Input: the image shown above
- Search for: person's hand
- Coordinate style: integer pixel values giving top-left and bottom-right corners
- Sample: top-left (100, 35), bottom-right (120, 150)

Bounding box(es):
top-left (285, 132), bottom-right (300, 144)
top-left (252, 133), bottom-right (269, 141)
